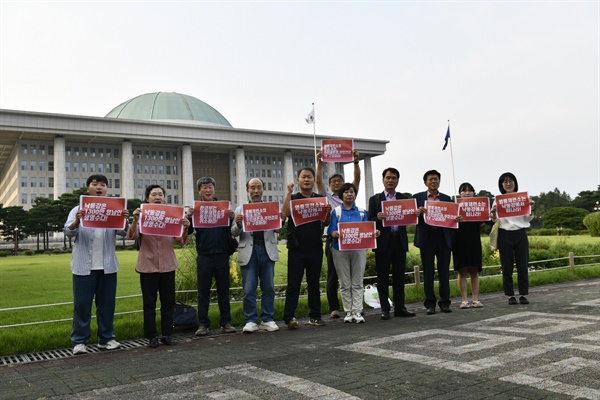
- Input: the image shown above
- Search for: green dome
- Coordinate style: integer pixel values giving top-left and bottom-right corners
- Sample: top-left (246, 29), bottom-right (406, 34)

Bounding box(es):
top-left (105, 92), bottom-right (232, 127)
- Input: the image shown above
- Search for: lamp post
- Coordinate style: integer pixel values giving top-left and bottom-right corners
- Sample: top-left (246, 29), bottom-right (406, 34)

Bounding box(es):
top-left (14, 226), bottom-right (19, 256)
top-left (594, 201), bottom-right (599, 212)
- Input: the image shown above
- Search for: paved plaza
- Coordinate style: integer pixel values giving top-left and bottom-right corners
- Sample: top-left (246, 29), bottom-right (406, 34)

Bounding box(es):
top-left (1, 279), bottom-right (599, 399)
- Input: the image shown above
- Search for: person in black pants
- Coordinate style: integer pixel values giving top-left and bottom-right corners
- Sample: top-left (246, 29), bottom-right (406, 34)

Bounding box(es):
top-left (188, 177), bottom-right (237, 336)
top-left (414, 170), bottom-right (454, 315)
top-left (282, 167), bottom-right (332, 328)
top-left (368, 167), bottom-right (416, 320)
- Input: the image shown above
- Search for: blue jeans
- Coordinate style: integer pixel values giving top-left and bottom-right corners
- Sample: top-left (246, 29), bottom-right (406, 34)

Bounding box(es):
top-left (72, 271), bottom-right (117, 345)
top-left (241, 245), bottom-right (275, 323)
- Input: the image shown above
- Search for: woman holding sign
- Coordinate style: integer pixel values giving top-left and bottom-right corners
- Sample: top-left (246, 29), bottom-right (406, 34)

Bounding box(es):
top-left (328, 183), bottom-right (379, 324)
top-left (128, 185), bottom-right (190, 348)
top-left (490, 173), bottom-right (535, 305)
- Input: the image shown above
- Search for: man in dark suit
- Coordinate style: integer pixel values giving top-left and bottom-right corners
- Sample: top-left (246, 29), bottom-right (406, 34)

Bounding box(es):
top-left (413, 170), bottom-right (453, 315)
top-left (368, 168), bottom-right (416, 320)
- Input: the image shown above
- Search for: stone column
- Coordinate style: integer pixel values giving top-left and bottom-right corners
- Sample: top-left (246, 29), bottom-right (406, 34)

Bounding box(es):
top-left (53, 136), bottom-right (66, 198)
top-left (235, 147), bottom-right (246, 208)
top-left (121, 140), bottom-right (133, 200)
top-left (181, 144), bottom-right (194, 207)
top-left (283, 150), bottom-right (294, 187)
top-left (363, 155), bottom-right (374, 205)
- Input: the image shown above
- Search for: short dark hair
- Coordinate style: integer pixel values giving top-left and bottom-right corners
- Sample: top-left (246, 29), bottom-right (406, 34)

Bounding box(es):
top-left (382, 168), bottom-right (400, 179)
top-left (297, 167), bottom-right (315, 178)
top-left (197, 177), bottom-right (216, 190)
top-left (246, 178), bottom-right (265, 189)
top-left (337, 182), bottom-right (357, 199)
top-left (458, 182), bottom-right (475, 193)
top-left (423, 169), bottom-right (441, 182)
top-left (328, 173), bottom-right (344, 184)
top-left (498, 172), bottom-right (518, 194)
top-left (145, 185), bottom-right (165, 201)
top-left (86, 174), bottom-right (108, 187)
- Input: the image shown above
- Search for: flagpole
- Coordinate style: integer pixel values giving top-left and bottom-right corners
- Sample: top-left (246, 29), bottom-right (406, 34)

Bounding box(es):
top-left (311, 103), bottom-right (317, 168)
top-left (447, 120), bottom-right (458, 200)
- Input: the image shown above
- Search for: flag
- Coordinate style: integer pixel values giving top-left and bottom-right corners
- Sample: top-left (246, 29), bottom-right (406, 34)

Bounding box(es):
top-left (442, 126), bottom-right (450, 150)
top-left (305, 109), bottom-right (315, 124)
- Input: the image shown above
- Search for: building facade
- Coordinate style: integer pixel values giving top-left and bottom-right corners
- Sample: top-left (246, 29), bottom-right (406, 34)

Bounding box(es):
top-left (0, 92), bottom-right (387, 210)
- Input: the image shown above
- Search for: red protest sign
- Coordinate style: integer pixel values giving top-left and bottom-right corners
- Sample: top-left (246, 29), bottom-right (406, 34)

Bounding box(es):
top-left (457, 197), bottom-right (491, 222)
top-left (381, 199), bottom-right (418, 227)
top-left (424, 200), bottom-right (459, 229)
top-left (139, 204), bottom-right (185, 237)
top-left (242, 202), bottom-right (281, 232)
top-left (80, 196), bottom-right (127, 229)
top-left (290, 197), bottom-right (328, 227)
top-left (321, 139), bottom-right (354, 163)
top-left (495, 192), bottom-right (531, 218)
top-left (338, 221), bottom-right (377, 251)
top-left (193, 201), bottom-right (231, 228)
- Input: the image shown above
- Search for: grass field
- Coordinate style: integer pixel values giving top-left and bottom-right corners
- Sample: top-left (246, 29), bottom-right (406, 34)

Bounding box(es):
top-left (0, 234), bottom-right (598, 356)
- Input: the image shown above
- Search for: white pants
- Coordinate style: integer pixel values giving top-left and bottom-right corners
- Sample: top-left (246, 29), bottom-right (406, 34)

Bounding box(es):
top-left (331, 248), bottom-right (366, 314)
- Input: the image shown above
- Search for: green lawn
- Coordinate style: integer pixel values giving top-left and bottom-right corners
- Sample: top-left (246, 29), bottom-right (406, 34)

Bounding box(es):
top-left (0, 234), bottom-right (598, 356)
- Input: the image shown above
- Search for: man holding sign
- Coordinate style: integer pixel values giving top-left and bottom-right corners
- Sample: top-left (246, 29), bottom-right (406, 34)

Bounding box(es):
top-left (316, 149), bottom-right (361, 319)
top-left (232, 178), bottom-right (282, 334)
top-left (282, 167), bottom-right (332, 329)
top-left (414, 170), bottom-right (455, 315)
top-left (187, 177), bottom-right (237, 336)
top-left (368, 168), bottom-right (416, 320)
top-left (64, 174), bottom-right (129, 355)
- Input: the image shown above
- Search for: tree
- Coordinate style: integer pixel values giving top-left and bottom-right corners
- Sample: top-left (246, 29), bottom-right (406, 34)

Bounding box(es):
top-left (476, 189), bottom-right (494, 200)
top-left (0, 206), bottom-right (29, 254)
top-left (543, 207), bottom-right (588, 230)
top-left (532, 188), bottom-right (572, 217)
top-left (583, 212), bottom-right (600, 236)
top-left (571, 186), bottom-right (600, 212)
top-left (57, 187), bottom-right (87, 248)
top-left (28, 197), bottom-right (62, 251)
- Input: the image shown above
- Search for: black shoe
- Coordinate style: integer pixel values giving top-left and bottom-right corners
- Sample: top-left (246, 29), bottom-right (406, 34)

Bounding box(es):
top-left (394, 309), bottom-right (416, 317)
top-left (160, 336), bottom-right (174, 345)
top-left (519, 296), bottom-right (529, 304)
top-left (508, 296), bottom-right (518, 305)
top-left (148, 337), bottom-right (159, 348)
top-left (440, 305), bottom-right (452, 313)
top-left (426, 307), bottom-right (436, 315)
top-left (381, 310), bottom-right (391, 320)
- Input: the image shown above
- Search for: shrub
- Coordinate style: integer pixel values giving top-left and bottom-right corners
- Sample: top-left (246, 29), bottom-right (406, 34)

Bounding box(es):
top-left (584, 212), bottom-right (600, 236)
top-left (543, 207), bottom-right (588, 230)
top-left (0, 250), bottom-right (8, 257)
top-left (51, 249), bottom-right (62, 254)
top-left (24, 250), bottom-right (35, 256)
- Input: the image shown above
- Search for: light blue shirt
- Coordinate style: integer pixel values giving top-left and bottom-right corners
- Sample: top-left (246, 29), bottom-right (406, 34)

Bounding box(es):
top-left (328, 204), bottom-right (367, 251)
top-left (64, 205), bottom-right (127, 276)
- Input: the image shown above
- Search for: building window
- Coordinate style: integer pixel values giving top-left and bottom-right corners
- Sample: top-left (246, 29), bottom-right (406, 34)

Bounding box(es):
top-left (174, 180), bottom-right (178, 189)
top-left (73, 162), bottom-right (79, 172)
top-left (144, 150), bottom-right (149, 159)
top-left (39, 161), bottom-right (45, 171)
top-left (106, 149), bottom-right (111, 158)
top-left (82, 163), bottom-right (87, 172)
top-left (137, 179), bottom-right (143, 189)
top-left (21, 194), bottom-right (27, 204)
top-left (98, 164), bottom-right (104, 173)
top-left (39, 177), bottom-right (46, 188)
top-left (174, 195), bottom-right (179, 204)
top-left (152, 151), bottom-right (156, 160)
top-left (173, 152), bottom-right (177, 161)
top-left (73, 178), bottom-right (80, 188)
top-left (31, 145), bottom-right (36, 155)
top-left (145, 179), bottom-right (150, 187)
top-left (21, 144), bottom-right (27, 154)
top-left (136, 164), bottom-right (141, 174)
top-left (49, 178), bottom-right (54, 187)
top-left (99, 148), bottom-right (104, 158)
top-left (21, 177), bottom-right (27, 187)
top-left (82, 147), bottom-right (88, 157)
top-left (30, 161), bottom-right (36, 171)
top-left (31, 194), bottom-right (37, 204)
top-left (167, 180), bottom-right (171, 189)
top-left (114, 149), bottom-right (119, 158)
top-left (167, 195), bottom-right (172, 204)
top-left (49, 145), bottom-right (54, 155)
top-left (114, 164), bottom-right (119, 173)
top-left (90, 163), bottom-right (95, 172)
top-left (66, 146), bottom-right (71, 156)
top-left (173, 166), bottom-right (178, 175)
top-left (159, 151), bottom-right (164, 160)
top-left (40, 145), bottom-right (46, 155)
top-left (49, 162), bottom-right (54, 172)
top-left (144, 165), bottom-right (149, 174)
top-left (106, 164), bottom-right (111, 173)
top-left (166, 165), bottom-right (171, 175)
top-left (158, 165), bottom-right (164, 174)
top-left (30, 177), bottom-right (36, 187)
top-left (91, 147), bottom-right (96, 157)
top-left (21, 161), bottom-right (27, 171)
top-left (166, 151), bottom-right (171, 161)
top-left (74, 147), bottom-right (79, 156)
top-left (151, 165), bottom-right (156, 174)
top-left (66, 178), bottom-right (71, 188)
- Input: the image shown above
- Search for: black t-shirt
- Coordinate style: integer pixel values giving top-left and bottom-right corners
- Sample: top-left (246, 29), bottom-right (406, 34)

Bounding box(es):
top-left (287, 192), bottom-right (325, 251)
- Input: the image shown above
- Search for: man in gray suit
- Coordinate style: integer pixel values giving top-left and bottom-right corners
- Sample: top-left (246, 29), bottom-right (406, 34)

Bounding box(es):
top-left (232, 178), bottom-right (281, 333)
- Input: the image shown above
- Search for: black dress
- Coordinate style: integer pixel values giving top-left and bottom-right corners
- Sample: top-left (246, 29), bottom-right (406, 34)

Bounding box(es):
top-left (452, 221), bottom-right (483, 272)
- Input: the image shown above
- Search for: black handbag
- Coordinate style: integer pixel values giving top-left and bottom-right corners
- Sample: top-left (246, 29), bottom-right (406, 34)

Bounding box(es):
top-left (172, 303), bottom-right (199, 328)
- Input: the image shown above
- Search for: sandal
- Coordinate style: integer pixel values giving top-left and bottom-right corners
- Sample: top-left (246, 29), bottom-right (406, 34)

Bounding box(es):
top-left (460, 301), bottom-right (471, 309)
top-left (472, 300), bottom-right (483, 308)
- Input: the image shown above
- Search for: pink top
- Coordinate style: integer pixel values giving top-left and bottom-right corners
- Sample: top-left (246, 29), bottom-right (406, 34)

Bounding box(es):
top-left (128, 225), bottom-right (187, 274)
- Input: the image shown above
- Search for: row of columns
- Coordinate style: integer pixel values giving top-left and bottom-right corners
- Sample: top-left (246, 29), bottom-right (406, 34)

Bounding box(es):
top-left (52, 136), bottom-right (374, 207)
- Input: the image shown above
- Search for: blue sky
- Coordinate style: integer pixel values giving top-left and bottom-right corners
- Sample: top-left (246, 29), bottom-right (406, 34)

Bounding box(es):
top-left (1, 1), bottom-right (598, 205)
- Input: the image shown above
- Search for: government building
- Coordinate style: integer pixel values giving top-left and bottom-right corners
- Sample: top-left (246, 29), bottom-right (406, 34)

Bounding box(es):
top-left (0, 92), bottom-right (387, 210)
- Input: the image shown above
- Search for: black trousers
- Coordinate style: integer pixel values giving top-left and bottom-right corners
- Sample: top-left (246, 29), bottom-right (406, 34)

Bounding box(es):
top-left (419, 229), bottom-right (451, 309)
top-left (139, 271), bottom-right (175, 338)
top-left (498, 228), bottom-right (529, 296)
top-left (375, 234), bottom-right (407, 312)
top-left (283, 248), bottom-right (324, 321)
top-left (325, 238), bottom-right (340, 311)
top-left (197, 253), bottom-right (232, 327)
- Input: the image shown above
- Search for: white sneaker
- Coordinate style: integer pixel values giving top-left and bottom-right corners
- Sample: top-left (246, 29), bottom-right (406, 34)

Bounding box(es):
top-left (73, 344), bottom-right (88, 355)
top-left (344, 312), bottom-right (354, 323)
top-left (259, 320), bottom-right (279, 332)
top-left (354, 312), bottom-right (365, 324)
top-left (97, 340), bottom-right (120, 350)
top-left (242, 322), bottom-right (259, 333)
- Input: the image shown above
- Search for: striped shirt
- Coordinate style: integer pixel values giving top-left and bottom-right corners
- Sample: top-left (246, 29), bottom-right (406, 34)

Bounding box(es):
top-left (64, 206), bottom-right (128, 276)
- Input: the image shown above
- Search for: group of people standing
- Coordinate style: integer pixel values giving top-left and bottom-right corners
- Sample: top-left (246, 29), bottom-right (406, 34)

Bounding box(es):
top-left (65, 161), bottom-right (534, 354)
